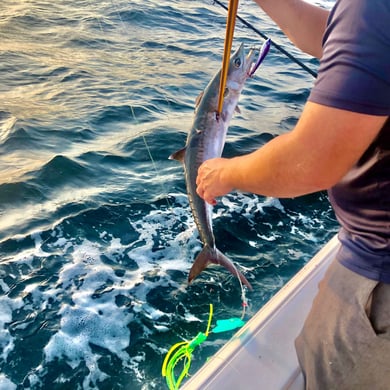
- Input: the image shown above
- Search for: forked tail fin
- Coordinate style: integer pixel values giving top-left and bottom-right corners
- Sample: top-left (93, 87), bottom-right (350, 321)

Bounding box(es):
top-left (188, 245), bottom-right (252, 290)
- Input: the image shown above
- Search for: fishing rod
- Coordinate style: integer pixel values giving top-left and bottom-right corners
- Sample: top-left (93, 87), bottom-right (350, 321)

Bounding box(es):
top-left (213, 0), bottom-right (318, 78)
top-left (217, 0), bottom-right (239, 116)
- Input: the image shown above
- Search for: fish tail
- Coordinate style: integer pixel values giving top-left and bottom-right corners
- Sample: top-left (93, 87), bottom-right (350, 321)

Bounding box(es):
top-left (188, 245), bottom-right (252, 290)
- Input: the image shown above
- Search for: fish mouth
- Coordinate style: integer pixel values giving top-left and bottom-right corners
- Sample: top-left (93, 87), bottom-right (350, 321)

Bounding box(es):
top-left (248, 38), bottom-right (271, 77)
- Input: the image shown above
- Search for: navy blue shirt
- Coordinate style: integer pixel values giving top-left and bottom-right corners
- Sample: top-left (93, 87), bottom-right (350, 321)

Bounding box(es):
top-left (308, 0), bottom-right (390, 282)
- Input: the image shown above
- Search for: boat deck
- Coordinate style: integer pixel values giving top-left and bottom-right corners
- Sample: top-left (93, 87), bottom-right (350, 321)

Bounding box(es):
top-left (182, 235), bottom-right (340, 390)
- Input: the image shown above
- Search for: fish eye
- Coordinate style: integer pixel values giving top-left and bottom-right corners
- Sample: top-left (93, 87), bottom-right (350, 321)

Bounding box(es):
top-left (234, 58), bottom-right (241, 68)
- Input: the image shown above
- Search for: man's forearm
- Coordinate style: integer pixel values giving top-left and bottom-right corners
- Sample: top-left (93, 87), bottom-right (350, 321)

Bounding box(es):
top-left (221, 104), bottom-right (386, 198)
top-left (253, 0), bottom-right (329, 58)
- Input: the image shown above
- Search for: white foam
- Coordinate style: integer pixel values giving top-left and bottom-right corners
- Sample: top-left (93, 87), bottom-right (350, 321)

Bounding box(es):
top-left (0, 295), bottom-right (23, 361)
top-left (0, 279), bottom-right (9, 294)
top-left (0, 374), bottom-right (17, 390)
top-left (37, 221), bottom-right (194, 386)
top-left (41, 238), bottom-right (135, 387)
top-left (127, 201), bottom-right (198, 275)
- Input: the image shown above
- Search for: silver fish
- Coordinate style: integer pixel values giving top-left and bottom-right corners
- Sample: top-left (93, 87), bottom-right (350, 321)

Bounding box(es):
top-left (170, 42), bottom-right (268, 290)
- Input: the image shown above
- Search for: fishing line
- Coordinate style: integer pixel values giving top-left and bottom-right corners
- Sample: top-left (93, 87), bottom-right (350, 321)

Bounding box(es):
top-left (229, 260), bottom-right (249, 319)
top-left (91, 0), bottom-right (175, 212)
top-left (212, 0), bottom-right (318, 78)
top-left (128, 105), bottom-right (174, 211)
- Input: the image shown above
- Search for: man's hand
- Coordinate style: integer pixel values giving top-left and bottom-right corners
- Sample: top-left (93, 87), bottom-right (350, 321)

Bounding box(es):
top-left (196, 158), bottom-right (233, 205)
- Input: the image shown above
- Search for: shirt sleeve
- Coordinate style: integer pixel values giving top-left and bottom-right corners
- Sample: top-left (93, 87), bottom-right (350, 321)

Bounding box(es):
top-left (308, 0), bottom-right (390, 116)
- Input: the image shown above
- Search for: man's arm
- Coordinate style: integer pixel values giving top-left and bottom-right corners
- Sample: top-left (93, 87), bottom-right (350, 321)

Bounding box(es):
top-left (253, 0), bottom-right (329, 58)
top-left (196, 102), bottom-right (388, 205)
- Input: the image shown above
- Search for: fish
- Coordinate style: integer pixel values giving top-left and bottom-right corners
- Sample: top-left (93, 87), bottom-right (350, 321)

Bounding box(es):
top-left (170, 41), bottom-right (270, 290)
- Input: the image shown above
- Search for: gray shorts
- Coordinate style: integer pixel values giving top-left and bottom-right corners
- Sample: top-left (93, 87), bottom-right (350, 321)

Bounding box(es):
top-left (295, 260), bottom-right (390, 390)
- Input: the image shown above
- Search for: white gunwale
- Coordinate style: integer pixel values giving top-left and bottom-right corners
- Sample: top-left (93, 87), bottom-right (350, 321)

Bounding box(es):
top-left (182, 234), bottom-right (341, 390)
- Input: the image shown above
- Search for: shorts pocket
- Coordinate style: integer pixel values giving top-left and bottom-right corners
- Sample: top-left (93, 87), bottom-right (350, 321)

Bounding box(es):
top-left (367, 282), bottom-right (390, 339)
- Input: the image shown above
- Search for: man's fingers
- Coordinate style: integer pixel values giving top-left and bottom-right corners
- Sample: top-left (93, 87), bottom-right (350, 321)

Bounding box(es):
top-left (207, 198), bottom-right (217, 206)
top-left (196, 160), bottom-right (219, 205)
top-left (196, 177), bottom-right (217, 205)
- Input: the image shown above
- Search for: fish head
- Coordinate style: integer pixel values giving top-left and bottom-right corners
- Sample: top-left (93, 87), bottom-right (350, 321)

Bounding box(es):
top-left (225, 43), bottom-right (257, 92)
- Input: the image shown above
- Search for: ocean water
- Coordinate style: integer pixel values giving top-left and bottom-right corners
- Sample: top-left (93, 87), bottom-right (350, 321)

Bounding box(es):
top-left (0, 0), bottom-right (338, 389)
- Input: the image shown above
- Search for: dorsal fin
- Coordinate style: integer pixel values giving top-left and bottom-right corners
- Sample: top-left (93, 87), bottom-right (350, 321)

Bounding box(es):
top-left (168, 147), bottom-right (186, 162)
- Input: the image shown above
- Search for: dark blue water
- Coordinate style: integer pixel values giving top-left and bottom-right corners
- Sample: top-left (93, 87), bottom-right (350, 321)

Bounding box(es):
top-left (0, 1), bottom-right (337, 388)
